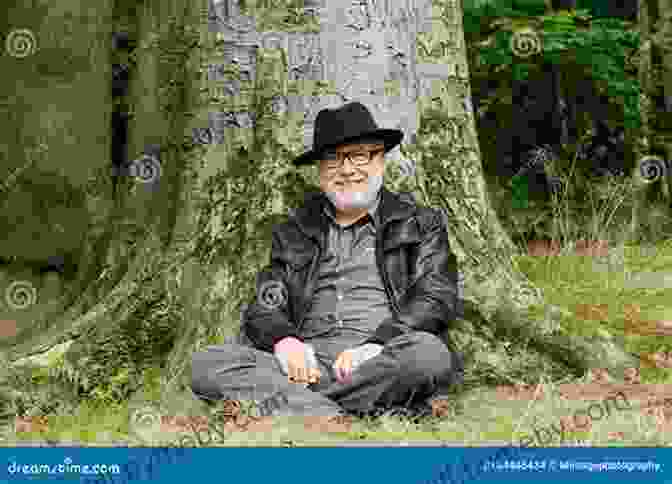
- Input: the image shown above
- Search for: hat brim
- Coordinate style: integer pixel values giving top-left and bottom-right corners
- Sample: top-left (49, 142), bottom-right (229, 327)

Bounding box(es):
top-left (291, 129), bottom-right (404, 167)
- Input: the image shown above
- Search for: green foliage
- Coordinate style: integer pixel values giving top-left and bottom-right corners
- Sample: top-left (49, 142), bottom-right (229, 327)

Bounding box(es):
top-left (468, 7), bottom-right (641, 129)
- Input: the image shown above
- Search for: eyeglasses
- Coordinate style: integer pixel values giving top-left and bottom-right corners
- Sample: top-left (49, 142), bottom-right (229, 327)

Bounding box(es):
top-left (321, 146), bottom-right (385, 172)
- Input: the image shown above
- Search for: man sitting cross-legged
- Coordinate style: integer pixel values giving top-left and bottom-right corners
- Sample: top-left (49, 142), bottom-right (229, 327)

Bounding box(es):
top-left (191, 101), bottom-right (465, 434)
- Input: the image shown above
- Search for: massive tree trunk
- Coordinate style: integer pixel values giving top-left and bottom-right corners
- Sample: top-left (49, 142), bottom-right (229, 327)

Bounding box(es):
top-left (1, 0), bottom-right (639, 424)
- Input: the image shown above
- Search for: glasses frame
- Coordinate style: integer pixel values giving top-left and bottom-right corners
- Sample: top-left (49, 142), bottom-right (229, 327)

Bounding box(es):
top-left (320, 146), bottom-right (386, 174)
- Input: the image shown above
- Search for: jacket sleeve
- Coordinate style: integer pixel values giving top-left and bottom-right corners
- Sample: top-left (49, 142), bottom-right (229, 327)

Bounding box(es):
top-left (364, 208), bottom-right (460, 346)
top-left (242, 226), bottom-right (303, 353)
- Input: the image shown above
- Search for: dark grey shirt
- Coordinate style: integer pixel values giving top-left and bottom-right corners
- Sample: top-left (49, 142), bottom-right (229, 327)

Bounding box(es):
top-left (299, 190), bottom-right (394, 359)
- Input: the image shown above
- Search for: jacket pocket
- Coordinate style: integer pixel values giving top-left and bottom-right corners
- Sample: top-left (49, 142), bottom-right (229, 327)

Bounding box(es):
top-left (273, 248), bottom-right (314, 272)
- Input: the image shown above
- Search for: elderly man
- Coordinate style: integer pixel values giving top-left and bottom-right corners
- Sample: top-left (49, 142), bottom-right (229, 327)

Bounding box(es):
top-left (191, 101), bottom-right (464, 433)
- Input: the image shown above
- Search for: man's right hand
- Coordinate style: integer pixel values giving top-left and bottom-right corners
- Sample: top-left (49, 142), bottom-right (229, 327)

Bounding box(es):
top-left (274, 337), bottom-right (321, 385)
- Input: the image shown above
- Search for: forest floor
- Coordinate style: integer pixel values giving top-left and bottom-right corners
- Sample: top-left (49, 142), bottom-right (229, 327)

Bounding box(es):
top-left (4, 237), bottom-right (672, 448)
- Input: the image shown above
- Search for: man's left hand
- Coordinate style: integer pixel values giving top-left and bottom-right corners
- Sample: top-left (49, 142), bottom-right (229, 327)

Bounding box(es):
top-left (332, 349), bottom-right (354, 383)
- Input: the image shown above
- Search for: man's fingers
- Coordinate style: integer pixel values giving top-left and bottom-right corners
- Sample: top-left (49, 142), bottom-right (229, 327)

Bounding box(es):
top-left (308, 367), bottom-right (321, 383)
top-left (342, 353), bottom-right (352, 381)
top-left (335, 353), bottom-right (352, 382)
top-left (288, 353), bottom-right (312, 383)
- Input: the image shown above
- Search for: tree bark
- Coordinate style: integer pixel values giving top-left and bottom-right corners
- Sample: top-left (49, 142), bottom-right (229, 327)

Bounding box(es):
top-left (1, 0), bottom-right (640, 421)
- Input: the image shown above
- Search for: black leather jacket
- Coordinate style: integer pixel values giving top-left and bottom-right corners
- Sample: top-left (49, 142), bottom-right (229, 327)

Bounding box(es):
top-left (243, 187), bottom-right (462, 353)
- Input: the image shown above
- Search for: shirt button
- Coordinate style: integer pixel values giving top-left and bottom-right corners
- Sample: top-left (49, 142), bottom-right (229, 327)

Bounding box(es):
top-left (337, 293), bottom-right (343, 300)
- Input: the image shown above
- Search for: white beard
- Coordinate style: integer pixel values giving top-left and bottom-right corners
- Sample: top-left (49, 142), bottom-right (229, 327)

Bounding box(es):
top-left (324, 174), bottom-right (383, 213)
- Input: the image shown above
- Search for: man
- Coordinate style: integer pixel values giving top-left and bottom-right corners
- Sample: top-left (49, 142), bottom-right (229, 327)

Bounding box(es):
top-left (191, 101), bottom-right (464, 434)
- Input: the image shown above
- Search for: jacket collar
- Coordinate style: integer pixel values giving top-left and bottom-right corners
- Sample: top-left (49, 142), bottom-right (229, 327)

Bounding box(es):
top-left (292, 186), bottom-right (417, 244)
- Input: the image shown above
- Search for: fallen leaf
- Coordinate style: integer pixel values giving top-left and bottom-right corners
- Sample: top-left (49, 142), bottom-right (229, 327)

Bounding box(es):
top-left (0, 320), bottom-right (17, 338)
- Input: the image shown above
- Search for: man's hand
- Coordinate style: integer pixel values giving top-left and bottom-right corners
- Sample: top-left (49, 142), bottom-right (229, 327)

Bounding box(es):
top-left (332, 349), bottom-right (354, 383)
top-left (274, 337), bottom-right (321, 385)
top-left (332, 344), bottom-right (384, 383)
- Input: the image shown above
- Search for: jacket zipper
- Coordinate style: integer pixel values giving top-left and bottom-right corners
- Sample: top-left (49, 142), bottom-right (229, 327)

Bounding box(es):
top-left (376, 226), bottom-right (401, 318)
top-left (293, 210), bottom-right (403, 328)
top-left (296, 242), bottom-right (321, 333)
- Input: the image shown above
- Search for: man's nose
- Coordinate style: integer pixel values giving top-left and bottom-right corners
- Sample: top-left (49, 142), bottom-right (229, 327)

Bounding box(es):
top-left (340, 158), bottom-right (357, 174)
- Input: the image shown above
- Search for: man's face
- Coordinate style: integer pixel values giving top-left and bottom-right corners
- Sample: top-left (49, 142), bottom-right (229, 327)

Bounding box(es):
top-left (318, 140), bottom-right (385, 213)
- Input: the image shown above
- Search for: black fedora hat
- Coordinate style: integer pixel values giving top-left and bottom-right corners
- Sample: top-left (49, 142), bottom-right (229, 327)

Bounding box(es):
top-left (292, 101), bottom-right (404, 167)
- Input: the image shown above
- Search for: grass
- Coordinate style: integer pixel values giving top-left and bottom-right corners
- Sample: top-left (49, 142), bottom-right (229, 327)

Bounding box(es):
top-left (4, 174), bottom-right (672, 447)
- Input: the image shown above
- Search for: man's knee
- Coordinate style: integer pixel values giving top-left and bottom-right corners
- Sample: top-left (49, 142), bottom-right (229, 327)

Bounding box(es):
top-left (190, 343), bottom-right (255, 398)
top-left (386, 331), bottom-right (460, 382)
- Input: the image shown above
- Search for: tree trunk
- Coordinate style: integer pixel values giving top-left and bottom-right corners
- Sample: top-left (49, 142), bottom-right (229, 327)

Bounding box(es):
top-left (1, 0), bottom-right (639, 422)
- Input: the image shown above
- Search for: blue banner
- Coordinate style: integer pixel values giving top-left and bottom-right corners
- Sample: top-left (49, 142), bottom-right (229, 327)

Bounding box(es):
top-left (2, 447), bottom-right (668, 484)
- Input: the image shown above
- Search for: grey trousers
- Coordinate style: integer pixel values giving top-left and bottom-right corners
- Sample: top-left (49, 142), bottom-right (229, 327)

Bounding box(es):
top-left (191, 331), bottom-right (463, 418)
